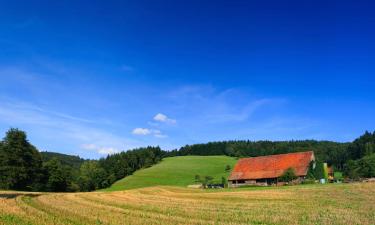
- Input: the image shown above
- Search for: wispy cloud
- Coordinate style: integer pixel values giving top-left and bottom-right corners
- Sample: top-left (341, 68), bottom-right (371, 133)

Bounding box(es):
top-left (97, 147), bottom-right (119, 155)
top-left (81, 143), bottom-right (97, 150)
top-left (132, 127), bottom-right (167, 138)
top-left (153, 129), bottom-right (168, 138)
top-left (167, 85), bottom-right (286, 124)
top-left (0, 66), bottom-right (320, 157)
top-left (0, 98), bottom-right (139, 157)
top-left (81, 144), bottom-right (119, 155)
top-left (204, 98), bottom-right (283, 123)
top-left (132, 128), bottom-right (151, 135)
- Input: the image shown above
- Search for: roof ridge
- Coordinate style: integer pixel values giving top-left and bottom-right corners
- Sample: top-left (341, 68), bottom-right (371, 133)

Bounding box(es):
top-left (238, 151), bottom-right (313, 160)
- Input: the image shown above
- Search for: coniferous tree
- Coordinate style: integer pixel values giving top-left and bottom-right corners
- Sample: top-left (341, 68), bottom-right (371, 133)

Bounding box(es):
top-left (43, 158), bottom-right (69, 192)
top-left (0, 128), bottom-right (43, 190)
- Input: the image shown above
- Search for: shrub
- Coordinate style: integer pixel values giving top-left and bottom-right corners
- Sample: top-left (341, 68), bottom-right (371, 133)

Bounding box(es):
top-left (221, 176), bottom-right (227, 187)
top-left (279, 168), bottom-right (297, 182)
top-left (302, 179), bottom-right (315, 184)
top-left (334, 172), bottom-right (343, 182)
top-left (194, 175), bottom-right (201, 183)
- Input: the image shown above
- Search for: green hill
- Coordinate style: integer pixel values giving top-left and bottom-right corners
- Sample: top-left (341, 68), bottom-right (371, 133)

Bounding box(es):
top-left (41, 151), bottom-right (85, 169)
top-left (103, 155), bottom-right (237, 191)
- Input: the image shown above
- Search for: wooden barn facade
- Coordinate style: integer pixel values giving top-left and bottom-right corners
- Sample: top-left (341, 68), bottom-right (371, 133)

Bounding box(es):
top-left (228, 151), bottom-right (315, 187)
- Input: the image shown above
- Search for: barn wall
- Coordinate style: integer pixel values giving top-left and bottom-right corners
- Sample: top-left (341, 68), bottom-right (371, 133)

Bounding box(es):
top-left (229, 176), bottom-right (305, 187)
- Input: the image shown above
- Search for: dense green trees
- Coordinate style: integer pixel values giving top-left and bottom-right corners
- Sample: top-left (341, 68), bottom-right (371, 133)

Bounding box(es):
top-left (347, 131), bottom-right (375, 160)
top-left (345, 153), bottom-right (375, 179)
top-left (0, 128), bottom-right (43, 191)
top-left (344, 131), bottom-right (375, 179)
top-left (170, 132), bottom-right (375, 180)
top-left (1, 128), bottom-right (374, 192)
top-left (169, 140), bottom-right (349, 169)
top-left (97, 146), bottom-right (165, 188)
top-left (78, 161), bottom-right (107, 191)
top-left (41, 151), bottom-right (84, 170)
top-left (0, 129), bottom-right (164, 192)
top-left (43, 158), bottom-right (70, 192)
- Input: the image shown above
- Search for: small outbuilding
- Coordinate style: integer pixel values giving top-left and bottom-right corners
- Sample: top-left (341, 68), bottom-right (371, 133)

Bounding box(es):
top-left (228, 151), bottom-right (315, 187)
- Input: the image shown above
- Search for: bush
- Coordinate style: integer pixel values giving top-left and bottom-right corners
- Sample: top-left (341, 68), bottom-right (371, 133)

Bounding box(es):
top-left (221, 177), bottom-right (227, 187)
top-left (279, 168), bottom-right (297, 182)
top-left (333, 172), bottom-right (343, 182)
top-left (194, 175), bottom-right (201, 183)
top-left (302, 179), bottom-right (315, 184)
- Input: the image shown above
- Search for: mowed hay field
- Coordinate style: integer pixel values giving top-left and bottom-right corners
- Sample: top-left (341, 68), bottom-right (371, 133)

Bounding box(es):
top-left (105, 156), bottom-right (237, 191)
top-left (1, 183), bottom-right (374, 225)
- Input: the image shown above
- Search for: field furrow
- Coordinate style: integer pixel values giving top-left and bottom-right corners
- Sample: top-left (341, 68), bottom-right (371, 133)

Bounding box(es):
top-left (1, 183), bottom-right (374, 225)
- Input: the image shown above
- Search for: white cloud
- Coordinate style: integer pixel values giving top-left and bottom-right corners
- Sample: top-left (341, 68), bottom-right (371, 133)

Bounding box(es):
top-left (97, 147), bottom-right (119, 155)
top-left (151, 129), bottom-right (168, 138)
top-left (151, 129), bottom-right (164, 137)
top-left (154, 113), bottom-right (167, 121)
top-left (80, 144), bottom-right (119, 155)
top-left (131, 127), bottom-right (168, 138)
top-left (132, 128), bottom-right (151, 135)
top-left (153, 113), bottom-right (176, 124)
top-left (80, 143), bottom-right (97, 150)
top-left (154, 134), bottom-right (168, 138)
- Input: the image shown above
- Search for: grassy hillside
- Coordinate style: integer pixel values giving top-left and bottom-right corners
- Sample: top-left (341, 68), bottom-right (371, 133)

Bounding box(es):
top-left (104, 155), bottom-right (237, 191)
top-left (1, 183), bottom-right (374, 225)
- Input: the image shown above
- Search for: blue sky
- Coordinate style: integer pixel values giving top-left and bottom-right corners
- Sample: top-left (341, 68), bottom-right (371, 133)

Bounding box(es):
top-left (0, 0), bottom-right (374, 158)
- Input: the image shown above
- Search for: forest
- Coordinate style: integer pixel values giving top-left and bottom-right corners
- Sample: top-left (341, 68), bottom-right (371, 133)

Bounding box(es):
top-left (0, 128), bottom-right (374, 192)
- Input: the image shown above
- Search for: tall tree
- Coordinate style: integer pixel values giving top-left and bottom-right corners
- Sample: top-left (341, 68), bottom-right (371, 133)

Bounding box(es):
top-left (43, 158), bottom-right (69, 192)
top-left (78, 161), bottom-right (108, 191)
top-left (0, 128), bottom-right (43, 190)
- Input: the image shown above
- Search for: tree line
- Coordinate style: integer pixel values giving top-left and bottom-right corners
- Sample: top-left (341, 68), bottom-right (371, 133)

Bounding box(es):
top-left (1, 128), bottom-right (374, 192)
top-left (167, 140), bottom-right (350, 170)
top-left (167, 132), bottom-right (375, 178)
top-left (0, 128), bottom-right (164, 192)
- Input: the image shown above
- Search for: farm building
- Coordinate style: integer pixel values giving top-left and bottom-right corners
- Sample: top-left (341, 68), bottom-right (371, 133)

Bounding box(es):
top-left (228, 151), bottom-right (315, 187)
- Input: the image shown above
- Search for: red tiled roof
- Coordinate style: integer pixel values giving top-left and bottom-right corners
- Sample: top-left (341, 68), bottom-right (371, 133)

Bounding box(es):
top-left (228, 151), bottom-right (315, 180)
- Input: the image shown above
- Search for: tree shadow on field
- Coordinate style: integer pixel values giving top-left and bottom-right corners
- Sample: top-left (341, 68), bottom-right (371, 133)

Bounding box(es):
top-left (0, 193), bottom-right (40, 199)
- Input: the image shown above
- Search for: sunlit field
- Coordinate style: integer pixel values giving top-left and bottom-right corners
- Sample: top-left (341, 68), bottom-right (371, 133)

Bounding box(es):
top-left (105, 156), bottom-right (237, 191)
top-left (1, 182), bottom-right (374, 225)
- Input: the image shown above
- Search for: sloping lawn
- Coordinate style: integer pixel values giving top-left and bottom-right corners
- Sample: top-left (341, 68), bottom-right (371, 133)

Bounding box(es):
top-left (103, 155), bottom-right (237, 191)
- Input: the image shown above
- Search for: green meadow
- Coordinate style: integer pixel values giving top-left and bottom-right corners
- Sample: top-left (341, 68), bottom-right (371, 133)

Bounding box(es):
top-left (103, 155), bottom-right (237, 191)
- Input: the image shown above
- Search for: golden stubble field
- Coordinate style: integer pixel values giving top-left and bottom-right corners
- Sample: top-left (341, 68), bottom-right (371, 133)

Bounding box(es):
top-left (1, 182), bottom-right (374, 225)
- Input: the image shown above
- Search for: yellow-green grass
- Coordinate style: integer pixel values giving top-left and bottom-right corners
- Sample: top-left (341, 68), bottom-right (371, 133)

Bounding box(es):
top-left (1, 183), bottom-right (374, 225)
top-left (104, 155), bottom-right (237, 191)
